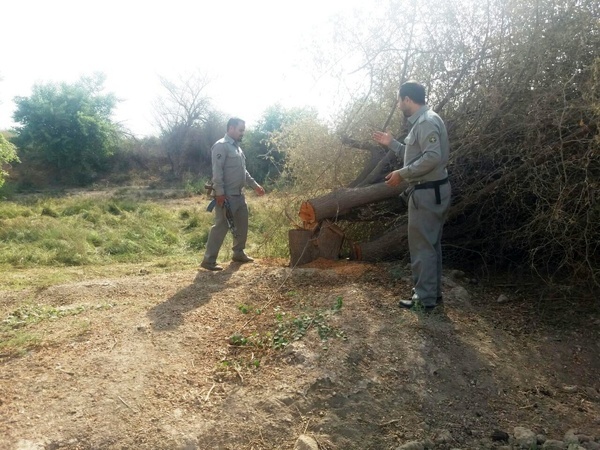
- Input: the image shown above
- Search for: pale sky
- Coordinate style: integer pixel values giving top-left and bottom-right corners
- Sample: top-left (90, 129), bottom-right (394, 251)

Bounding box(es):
top-left (0, 0), bottom-right (366, 137)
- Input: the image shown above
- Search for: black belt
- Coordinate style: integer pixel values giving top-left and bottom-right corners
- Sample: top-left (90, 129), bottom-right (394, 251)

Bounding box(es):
top-left (413, 178), bottom-right (448, 204)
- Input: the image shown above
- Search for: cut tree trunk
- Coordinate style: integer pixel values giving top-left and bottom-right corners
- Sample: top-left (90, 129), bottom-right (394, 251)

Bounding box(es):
top-left (293, 181), bottom-right (407, 266)
top-left (299, 181), bottom-right (407, 228)
top-left (350, 224), bottom-right (408, 261)
top-left (289, 221), bottom-right (345, 267)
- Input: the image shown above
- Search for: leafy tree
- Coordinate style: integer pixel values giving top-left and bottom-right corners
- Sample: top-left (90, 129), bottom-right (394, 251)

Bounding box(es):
top-left (0, 133), bottom-right (19, 188)
top-left (12, 73), bottom-right (120, 185)
top-left (243, 104), bottom-right (318, 185)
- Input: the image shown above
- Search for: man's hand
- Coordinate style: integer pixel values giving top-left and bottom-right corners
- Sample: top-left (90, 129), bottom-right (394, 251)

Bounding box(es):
top-left (255, 185), bottom-right (265, 196)
top-left (372, 130), bottom-right (393, 147)
top-left (385, 171), bottom-right (403, 187)
top-left (216, 195), bottom-right (226, 206)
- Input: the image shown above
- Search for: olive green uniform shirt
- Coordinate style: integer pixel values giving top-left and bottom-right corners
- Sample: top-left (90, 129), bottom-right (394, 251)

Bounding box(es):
top-left (389, 105), bottom-right (449, 183)
top-left (211, 134), bottom-right (259, 196)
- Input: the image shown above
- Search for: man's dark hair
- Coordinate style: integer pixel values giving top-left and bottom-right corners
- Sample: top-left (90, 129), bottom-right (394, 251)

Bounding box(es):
top-left (227, 117), bottom-right (245, 130)
top-left (399, 81), bottom-right (426, 104)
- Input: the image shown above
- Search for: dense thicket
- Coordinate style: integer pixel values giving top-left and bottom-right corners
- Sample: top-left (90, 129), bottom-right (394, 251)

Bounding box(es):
top-left (304, 0), bottom-right (600, 287)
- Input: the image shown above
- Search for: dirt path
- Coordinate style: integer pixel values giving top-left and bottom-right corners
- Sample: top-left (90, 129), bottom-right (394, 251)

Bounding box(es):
top-left (1, 259), bottom-right (599, 450)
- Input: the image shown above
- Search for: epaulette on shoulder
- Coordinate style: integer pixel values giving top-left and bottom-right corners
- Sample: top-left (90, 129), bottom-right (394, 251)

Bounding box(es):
top-left (417, 113), bottom-right (427, 124)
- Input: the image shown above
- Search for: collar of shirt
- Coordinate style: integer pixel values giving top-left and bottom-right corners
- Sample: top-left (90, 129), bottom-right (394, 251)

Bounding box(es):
top-left (407, 105), bottom-right (430, 126)
top-left (224, 134), bottom-right (239, 147)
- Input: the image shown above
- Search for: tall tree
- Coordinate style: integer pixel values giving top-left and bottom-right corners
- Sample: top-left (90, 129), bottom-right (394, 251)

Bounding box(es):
top-left (153, 70), bottom-right (212, 177)
top-left (12, 73), bottom-right (120, 185)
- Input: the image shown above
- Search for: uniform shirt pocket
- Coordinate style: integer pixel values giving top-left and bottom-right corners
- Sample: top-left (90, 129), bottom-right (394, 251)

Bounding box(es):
top-left (404, 133), bottom-right (417, 146)
top-left (224, 147), bottom-right (242, 168)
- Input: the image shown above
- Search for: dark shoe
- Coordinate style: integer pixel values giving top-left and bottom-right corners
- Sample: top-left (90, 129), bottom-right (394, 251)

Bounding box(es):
top-left (201, 261), bottom-right (223, 271)
top-left (399, 299), bottom-right (438, 311)
top-left (411, 288), bottom-right (444, 305)
top-left (232, 253), bottom-right (254, 263)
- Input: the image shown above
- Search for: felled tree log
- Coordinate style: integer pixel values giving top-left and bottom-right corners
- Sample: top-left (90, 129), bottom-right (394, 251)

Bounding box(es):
top-left (347, 127), bottom-right (595, 261)
top-left (350, 224), bottom-right (408, 261)
top-left (348, 148), bottom-right (554, 262)
top-left (299, 181), bottom-right (408, 228)
top-left (342, 138), bottom-right (388, 188)
top-left (355, 149), bottom-right (398, 187)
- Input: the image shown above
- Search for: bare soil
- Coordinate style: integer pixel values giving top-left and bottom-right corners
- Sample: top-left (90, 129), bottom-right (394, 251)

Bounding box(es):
top-left (1, 257), bottom-right (599, 450)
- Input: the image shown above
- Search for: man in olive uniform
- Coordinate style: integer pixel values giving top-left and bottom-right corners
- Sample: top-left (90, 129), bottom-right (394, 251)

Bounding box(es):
top-left (201, 117), bottom-right (265, 271)
top-left (372, 81), bottom-right (451, 310)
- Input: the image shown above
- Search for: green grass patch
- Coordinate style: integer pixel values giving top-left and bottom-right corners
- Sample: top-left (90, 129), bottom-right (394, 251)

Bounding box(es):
top-left (0, 302), bottom-right (113, 358)
top-left (2, 304), bottom-right (87, 329)
top-left (0, 196), bottom-right (211, 268)
top-left (0, 189), bottom-right (294, 289)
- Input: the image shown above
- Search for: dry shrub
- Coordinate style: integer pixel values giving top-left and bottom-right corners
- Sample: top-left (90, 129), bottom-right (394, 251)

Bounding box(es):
top-left (271, 117), bottom-right (368, 195)
top-left (444, 57), bottom-right (600, 287)
top-left (312, 0), bottom-right (600, 289)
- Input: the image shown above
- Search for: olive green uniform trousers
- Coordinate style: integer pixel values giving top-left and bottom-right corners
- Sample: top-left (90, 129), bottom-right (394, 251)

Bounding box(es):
top-left (203, 194), bottom-right (249, 265)
top-left (408, 182), bottom-right (451, 307)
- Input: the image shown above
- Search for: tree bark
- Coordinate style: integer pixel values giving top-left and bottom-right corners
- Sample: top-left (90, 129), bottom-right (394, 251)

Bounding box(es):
top-left (299, 181), bottom-right (408, 228)
top-left (350, 224), bottom-right (408, 261)
top-left (289, 221), bottom-right (345, 266)
top-left (343, 138), bottom-right (388, 188)
top-left (288, 229), bottom-right (319, 267)
top-left (355, 150), bottom-right (397, 187)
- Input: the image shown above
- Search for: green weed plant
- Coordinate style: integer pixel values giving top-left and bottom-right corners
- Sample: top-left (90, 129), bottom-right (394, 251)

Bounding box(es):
top-left (0, 302), bottom-right (112, 357)
top-left (228, 296), bottom-right (346, 352)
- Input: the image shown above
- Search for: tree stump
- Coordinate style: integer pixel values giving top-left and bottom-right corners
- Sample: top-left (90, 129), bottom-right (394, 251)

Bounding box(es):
top-left (315, 221), bottom-right (345, 260)
top-left (288, 221), bottom-right (346, 266)
top-left (288, 229), bottom-right (319, 267)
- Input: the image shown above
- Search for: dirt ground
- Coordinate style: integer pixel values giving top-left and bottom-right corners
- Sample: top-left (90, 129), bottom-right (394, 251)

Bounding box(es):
top-left (1, 256), bottom-right (599, 450)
